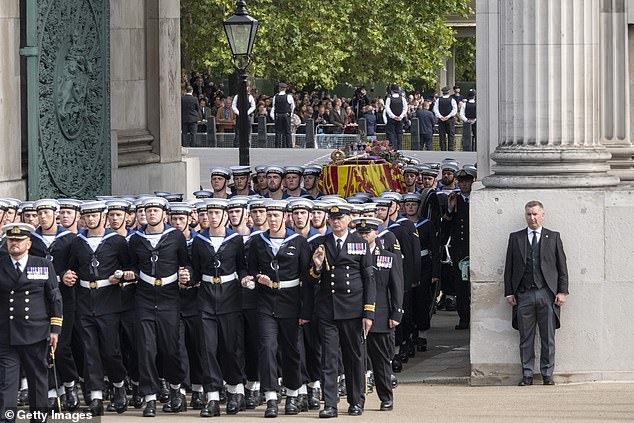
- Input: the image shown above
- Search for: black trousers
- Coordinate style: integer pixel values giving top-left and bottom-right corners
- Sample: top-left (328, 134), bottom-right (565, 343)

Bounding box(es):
top-left (462, 121), bottom-right (476, 151)
top-left (199, 311), bottom-right (245, 392)
top-left (182, 122), bottom-right (198, 147)
top-left (385, 119), bottom-right (403, 150)
top-left (258, 313), bottom-right (301, 392)
top-left (136, 309), bottom-right (185, 396)
top-left (395, 289), bottom-right (414, 348)
top-left (48, 306), bottom-right (78, 390)
top-left (299, 320), bottom-right (321, 384)
top-left (242, 308), bottom-right (260, 382)
top-left (367, 332), bottom-right (394, 402)
top-left (452, 261), bottom-right (470, 324)
top-left (119, 309), bottom-right (139, 381)
top-left (180, 315), bottom-right (204, 387)
top-left (438, 118), bottom-right (455, 151)
top-left (0, 340), bottom-right (48, 420)
top-left (421, 133), bottom-right (433, 151)
top-left (319, 318), bottom-right (364, 409)
top-left (412, 266), bottom-right (435, 332)
top-left (76, 313), bottom-right (127, 391)
top-left (441, 262), bottom-right (456, 296)
top-left (274, 115), bottom-right (292, 148)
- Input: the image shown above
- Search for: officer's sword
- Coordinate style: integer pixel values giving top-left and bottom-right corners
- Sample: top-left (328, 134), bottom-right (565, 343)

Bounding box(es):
top-left (362, 330), bottom-right (368, 396)
top-left (50, 345), bottom-right (62, 413)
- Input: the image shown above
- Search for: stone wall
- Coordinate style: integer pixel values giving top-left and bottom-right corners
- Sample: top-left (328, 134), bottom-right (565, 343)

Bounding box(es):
top-left (470, 186), bottom-right (634, 385)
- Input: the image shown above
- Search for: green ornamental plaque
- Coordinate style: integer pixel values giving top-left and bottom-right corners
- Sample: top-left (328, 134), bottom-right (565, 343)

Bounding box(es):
top-left (34, 0), bottom-right (110, 198)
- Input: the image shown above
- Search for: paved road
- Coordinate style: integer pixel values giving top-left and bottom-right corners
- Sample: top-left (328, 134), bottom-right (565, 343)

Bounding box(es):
top-left (99, 382), bottom-right (634, 422)
top-left (185, 148), bottom-right (477, 190)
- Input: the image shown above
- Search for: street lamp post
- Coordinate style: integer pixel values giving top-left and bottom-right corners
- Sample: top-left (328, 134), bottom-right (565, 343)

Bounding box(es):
top-left (224, 0), bottom-right (259, 166)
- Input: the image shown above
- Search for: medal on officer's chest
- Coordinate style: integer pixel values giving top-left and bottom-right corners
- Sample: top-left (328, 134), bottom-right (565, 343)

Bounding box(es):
top-left (377, 255), bottom-right (393, 269)
top-left (26, 266), bottom-right (49, 279)
top-left (347, 243), bottom-right (366, 255)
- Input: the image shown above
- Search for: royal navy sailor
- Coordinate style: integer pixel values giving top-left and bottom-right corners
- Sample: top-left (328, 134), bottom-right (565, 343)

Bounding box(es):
top-left (127, 197), bottom-right (191, 417)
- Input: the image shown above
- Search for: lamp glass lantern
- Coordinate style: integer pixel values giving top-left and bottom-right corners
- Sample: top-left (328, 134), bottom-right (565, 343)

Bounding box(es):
top-left (223, 3), bottom-right (259, 68)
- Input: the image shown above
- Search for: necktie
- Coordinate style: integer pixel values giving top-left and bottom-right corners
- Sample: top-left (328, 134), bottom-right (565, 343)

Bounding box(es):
top-left (15, 262), bottom-right (22, 278)
top-left (336, 239), bottom-right (342, 252)
top-left (531, 231), bottom-right (538, 250)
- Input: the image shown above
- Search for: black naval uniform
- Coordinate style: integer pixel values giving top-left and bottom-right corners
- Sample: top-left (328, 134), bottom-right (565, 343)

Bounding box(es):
top-left (241, 229), bottom-right (263, 406)
top-left (66, 230), bottom-right (129, 395)
top-left (443, 194), bottom-right (470, 327)
top-left (247, 229), bottom-right (312, 397)
top-left (0, 255), bottom-right (63, 418)
top-left (307, 231), bottom-right (376, 411)
top-left (191, 228), bottom-right (247, 394)
top-left (367, 246), bottom-right (403, 404)
top-left (119, 230), bottom-right (140, 393)
top-left (127, 225), bottom-right (189, 397)
top-left (386, 217), bottom-right (421, 352)
top-left (30, 227), bottom-right (79, 396)
top-left (300, 229), bottom-right (325, 407)
top-left (179, 231), bottom-right (204, 398)
top-left (413, 218), bottom-right (441, 335)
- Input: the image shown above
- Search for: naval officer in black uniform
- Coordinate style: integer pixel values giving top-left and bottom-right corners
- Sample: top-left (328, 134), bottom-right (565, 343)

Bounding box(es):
top-left (127, 197), bottom-right (191, 417)
top-left (0, 223), bottom-right (63, 421)
top-left (353, 217), bottom-right (403, 411)
top-left (309, 204), bottom-right (376, 418)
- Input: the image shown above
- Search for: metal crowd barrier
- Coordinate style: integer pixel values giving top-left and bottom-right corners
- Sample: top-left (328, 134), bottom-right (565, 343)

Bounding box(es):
top-left (185, 115), bottom-right (472, 151)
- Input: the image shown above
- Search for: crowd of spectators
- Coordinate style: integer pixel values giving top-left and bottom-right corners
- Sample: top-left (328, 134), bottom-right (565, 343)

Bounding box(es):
top-left (182, 70), bottom-right (475, 149)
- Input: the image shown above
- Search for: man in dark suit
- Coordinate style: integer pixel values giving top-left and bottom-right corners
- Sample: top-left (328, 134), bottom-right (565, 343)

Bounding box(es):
top-left (504, 201), bottom-right (569, 386)
top-left (181, 85), bottom-right (200, 147)
top-left (0, 223), bottom-right (63, 421)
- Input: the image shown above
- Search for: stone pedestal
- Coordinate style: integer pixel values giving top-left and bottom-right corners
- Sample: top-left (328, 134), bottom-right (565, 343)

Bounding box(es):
top-left (600, 0), bottom-right (634, 180)
top-left (470, 187), bottom-right (634, 385)
top-left (482, 0), bottom-right (619, 188)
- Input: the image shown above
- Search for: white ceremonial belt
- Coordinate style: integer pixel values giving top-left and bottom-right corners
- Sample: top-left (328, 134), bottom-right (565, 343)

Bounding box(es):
top-left (139, 271), bottom-right (178, 287)
top-left (271, 278), bottom-right (300, 289)
top-left (420, 249), bottom-right (430, 257)
top-left (79, 279), bottom-right (111, 289)
top-left (121, 281), bottom-right (136, 288)
top-left (202, 272), bottom-right (238, 284)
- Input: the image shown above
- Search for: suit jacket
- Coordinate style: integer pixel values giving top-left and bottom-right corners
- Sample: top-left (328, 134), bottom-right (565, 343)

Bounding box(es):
top-left (181, 94), bottom-right (201, 123)
top-left (0, 255), bottom-right (63, 345)
top-left (504, 227), bottom-right (569, 329)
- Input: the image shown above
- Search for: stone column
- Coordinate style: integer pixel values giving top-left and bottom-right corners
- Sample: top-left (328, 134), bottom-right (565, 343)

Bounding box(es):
top-left (475, 0), bottom-right (500, 178)
top-left (0, 1), bottom-right (26, 197)
top-left (483, 0), bottom-right (619, 188)
top-left (601, 0), bottom-right (634, 180)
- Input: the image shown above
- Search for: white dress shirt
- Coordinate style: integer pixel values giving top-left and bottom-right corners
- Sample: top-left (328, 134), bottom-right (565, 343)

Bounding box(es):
top-left (232, 94), bottom-right (256, 117)
top-left (433, 95), bottom-right (458, 119)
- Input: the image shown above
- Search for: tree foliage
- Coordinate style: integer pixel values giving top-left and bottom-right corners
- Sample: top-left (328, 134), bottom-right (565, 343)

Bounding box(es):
top-left (454, 36), bottom-right (476, 82)
top-left (181, 0), bottom-right (472, 90)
